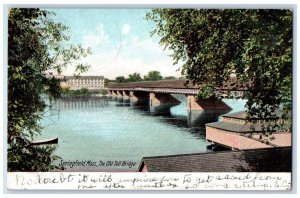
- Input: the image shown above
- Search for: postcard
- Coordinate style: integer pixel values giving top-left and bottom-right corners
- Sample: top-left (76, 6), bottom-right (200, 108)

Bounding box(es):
top-left (5, 6), bottom-right (293, 191)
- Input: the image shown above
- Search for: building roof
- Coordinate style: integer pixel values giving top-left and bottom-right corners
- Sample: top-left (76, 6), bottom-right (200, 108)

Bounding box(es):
top-left (205, 121), bottom-right (278, 133)
top-left (64, 76), bottom-right (104, 80)
top-left (210, 111), bottom-right (288, 133)
top-left (138, 147), bottom-right (291, 172)
top-left (222, 110), bottom-right (282, 120)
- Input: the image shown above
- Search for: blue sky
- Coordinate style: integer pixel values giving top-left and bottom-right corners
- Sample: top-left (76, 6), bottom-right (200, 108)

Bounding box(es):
top-left (47, 9), bottom-right (181, 79)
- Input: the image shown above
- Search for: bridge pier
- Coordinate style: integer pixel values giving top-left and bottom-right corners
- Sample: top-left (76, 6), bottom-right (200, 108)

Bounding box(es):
top-left (129, 91), bottom-right (138, 101)
top-left (129, 91), bottom-right (149, 102)
top-left (109, 89), bottom-right (233, 111)
top-left (149, 93), bottom-right (181, 106)
top-left (122, 91), bottom-right (130, 100)
top-left (111, 90), bottom-right (118, 97)
top-left (117, 91), bottom-right (123, 98)
top-left (186, 95), bottom-right (232, 111)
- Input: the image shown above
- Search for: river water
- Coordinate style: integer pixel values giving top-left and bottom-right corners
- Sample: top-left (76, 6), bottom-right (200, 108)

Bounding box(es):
top-left (39, 95), bottom-right (246, 171)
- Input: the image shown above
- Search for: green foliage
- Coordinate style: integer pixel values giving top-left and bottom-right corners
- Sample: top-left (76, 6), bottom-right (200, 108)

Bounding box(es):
top-left (115, 76), bottom-right (126, 83)
top-left (79, 88), bottom-right (89, 96)
top-left (197, 85), bottom-right (215, 99)
top-left (99, 89), bottom-right (109, 95)
top-left (61, 87), bottom-right (71, 95)
top-left (114, 72), bottom-right (167, 83)
top-left (61, 88), bottom-right (90, 96)
top-left (144, 70), bottom-right (163, 81)
top-left (8, 8), bottom-right (91, 171)
top-left (146, 9), bottom-right (292, 124)
top-left (61, 88), bottom-right (108, 96)
top-left (127, 72), bottom-right (142, 82)
top-left (104, 78), bottom-right (110, 87)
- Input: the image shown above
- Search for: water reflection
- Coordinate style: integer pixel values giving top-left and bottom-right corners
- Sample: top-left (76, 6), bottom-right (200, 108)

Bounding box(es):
top-left (149, 104), bottom-right (175, 116)
top-left (115, 99), bottom-right (131, 107)
top-left (122, 98), bottom-right (215, 141)
top-left (129, 101), bottom-right (230, 140)
top-left (50, 97), bottom-right (109, 111)
top-left (187, 110), bottom-right (231, 127)
top-left (50, 97), bottom-right (231, 126)
top-left (47, 97), bottom-right (237, 141)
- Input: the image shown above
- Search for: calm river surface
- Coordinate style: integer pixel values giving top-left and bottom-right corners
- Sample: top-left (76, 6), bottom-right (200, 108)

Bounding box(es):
top-left (39, 95), bottom-right (246, 171)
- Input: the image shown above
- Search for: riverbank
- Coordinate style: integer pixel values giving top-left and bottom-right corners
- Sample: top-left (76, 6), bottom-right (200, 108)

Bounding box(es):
top-left (61, 95), bottom-right (110, 100)
top-left (61, 87), bottom-right (109, 97)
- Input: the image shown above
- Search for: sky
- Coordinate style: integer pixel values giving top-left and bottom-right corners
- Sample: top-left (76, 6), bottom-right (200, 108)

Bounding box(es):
top-left (47, 9), bottom-right (182, 80)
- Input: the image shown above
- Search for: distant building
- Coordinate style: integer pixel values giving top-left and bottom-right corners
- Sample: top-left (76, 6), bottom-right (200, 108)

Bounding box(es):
top-left (64, 76), bottom-right (105, 90)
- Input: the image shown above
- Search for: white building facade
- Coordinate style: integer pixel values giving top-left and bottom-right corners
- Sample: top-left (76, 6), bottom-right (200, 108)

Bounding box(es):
top-left (65, 76), bottom-right (105, 90)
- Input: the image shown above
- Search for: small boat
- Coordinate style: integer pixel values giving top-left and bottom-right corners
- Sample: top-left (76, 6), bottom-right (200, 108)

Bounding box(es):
top-left (30, 138), bottom-right (58, 146)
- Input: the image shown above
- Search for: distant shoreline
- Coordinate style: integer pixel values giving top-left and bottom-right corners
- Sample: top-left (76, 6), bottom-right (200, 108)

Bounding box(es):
top-left (61, 95), bottom-right (110, 99)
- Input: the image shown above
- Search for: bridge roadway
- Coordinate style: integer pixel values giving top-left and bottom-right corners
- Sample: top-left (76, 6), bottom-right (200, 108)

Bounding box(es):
top-left (107, 79), bottom-right (250, 111)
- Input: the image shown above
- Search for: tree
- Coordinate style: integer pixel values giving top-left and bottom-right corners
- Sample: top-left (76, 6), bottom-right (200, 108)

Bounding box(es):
top-left (8, 8), bottom-right (91, 171)
top-left (79, 88), bottom-right (90, 96)
top-left (100, 89), bottom-right (108, 95)
top-left (127, 72), bottom-right (142, 82)
top-left (146, 9), bottom-right (292, 128)
top-left (144, 70), bottom-right (163, 81)
top-left (104, 78), bottom-right (110, 87)
top-left (115, 76), bottom-right (126, 83)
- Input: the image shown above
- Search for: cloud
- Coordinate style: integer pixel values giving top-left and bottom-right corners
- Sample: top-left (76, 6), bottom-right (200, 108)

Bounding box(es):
top-left (77, 53), bottom-right (181, 80)
top-left (121, 24), bottom-right (131, 35)
top-left (62, 35), bottom-right (182, 79)
top-left (77, 38), bottom-right (180, 79)
top-left (126, 37), bottom-right (174, 61)
top-left (82, 23), bottom-right (109, 48)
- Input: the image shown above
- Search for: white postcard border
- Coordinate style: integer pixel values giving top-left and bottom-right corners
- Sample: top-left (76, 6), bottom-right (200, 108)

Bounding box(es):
top-left (7, 172), bottom-right (291, 191)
